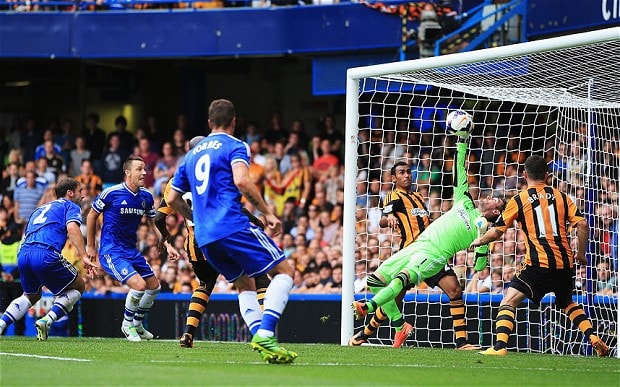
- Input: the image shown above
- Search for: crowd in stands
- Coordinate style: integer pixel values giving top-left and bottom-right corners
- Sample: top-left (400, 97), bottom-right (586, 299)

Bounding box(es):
top-left (0, 111), bottom-right (617, 304)
top-left (0, 0), bottom-right (342, 12)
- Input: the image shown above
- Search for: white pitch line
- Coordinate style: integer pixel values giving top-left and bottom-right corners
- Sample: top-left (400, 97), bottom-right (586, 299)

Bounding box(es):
top-left (0, 352), bottom-right (91, 362)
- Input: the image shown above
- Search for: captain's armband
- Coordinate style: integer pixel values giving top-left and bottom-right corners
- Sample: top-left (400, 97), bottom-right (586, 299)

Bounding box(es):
top-left (382, 204), bottom-right (394, 215)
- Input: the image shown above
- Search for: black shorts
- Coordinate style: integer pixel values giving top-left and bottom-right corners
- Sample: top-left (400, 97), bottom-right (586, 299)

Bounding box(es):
top-left (190, 259), bottom-right (219, 292)
top-left (510, 263), bottom-right (574, 308)
top-left (405, 264), bottom-right (457, 290)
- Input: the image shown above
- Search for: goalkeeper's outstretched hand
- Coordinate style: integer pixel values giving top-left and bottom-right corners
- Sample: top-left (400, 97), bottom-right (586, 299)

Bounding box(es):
top-left (456, 131), bottom-right (470, 142)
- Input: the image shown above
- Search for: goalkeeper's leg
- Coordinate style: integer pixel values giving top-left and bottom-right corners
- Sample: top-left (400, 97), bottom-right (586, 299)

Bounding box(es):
top-left (365, 269), bottom-right (418, 314)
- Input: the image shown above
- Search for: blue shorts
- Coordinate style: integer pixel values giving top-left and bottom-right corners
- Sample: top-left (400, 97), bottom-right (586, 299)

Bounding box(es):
top-left (18, 245), bottom-right (78, 296)
top-left (201, 224), bottom-right (285, 282)
top-left (99, 248), bottom-right (155, 284)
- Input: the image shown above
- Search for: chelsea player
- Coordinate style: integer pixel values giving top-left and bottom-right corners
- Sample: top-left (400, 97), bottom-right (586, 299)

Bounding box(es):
top-left (0, 178), bottom-right (96, 340)
top-left (168, 99), bottom-right (297, 364)
top-left (87, 155), bottom-right (179, 342)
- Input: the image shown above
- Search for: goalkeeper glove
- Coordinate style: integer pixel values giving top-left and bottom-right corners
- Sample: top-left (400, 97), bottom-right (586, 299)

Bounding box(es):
top-left (474, 251), bottom-right (489, 271)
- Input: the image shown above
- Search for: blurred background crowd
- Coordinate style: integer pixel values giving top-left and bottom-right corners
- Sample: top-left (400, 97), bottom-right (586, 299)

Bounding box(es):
top-left (0, 110), bottom-right (617, 307)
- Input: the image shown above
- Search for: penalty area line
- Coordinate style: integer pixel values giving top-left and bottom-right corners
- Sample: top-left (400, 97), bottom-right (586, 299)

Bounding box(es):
top-left (0, 352), bottom-right (91, 362)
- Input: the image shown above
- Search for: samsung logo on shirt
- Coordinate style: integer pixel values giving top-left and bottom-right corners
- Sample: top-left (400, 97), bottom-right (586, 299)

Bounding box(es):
top-left (120, 208), bottom-right (145, 215)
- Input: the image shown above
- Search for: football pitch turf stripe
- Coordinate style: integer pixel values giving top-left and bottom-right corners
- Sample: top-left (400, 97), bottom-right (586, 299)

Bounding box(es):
top-left (147, 358), bottom-right (608, 373)
top-left (0, 352), bottom-right (92, 362)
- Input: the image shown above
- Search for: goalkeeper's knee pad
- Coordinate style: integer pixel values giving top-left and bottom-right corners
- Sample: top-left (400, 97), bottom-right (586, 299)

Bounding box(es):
top-left (395, 272), bottom-right (410, 288)
top-left (367, 274), bottom-right (386, 288)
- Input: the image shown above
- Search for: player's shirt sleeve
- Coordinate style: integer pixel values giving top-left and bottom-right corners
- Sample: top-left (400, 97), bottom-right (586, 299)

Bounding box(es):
top-left (452, 141), bottom-right (469, 202)
top-left (230, 141), bottom-right (250, 168)
top-left (495, 196), bottom-right (519, 233)
top-left (144, 190), bottom-right (156, 218)
top-left (158, 180), bottom-right (175, 215)
top-left (65, 201), bottom-right (83, 226)
top-left (170, 160), bottom-right (190, 194)
top-left (92, 191), bottom-right (107, 213)
top-left (565, 193), bottom-right (585, 226)
top-left (381, 191), bottom-right (398, 214)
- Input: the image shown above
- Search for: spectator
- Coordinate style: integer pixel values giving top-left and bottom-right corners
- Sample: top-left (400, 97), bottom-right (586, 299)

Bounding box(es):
top-left (263, 111), bottom-right (289, 146)
top-left (82, 113), bottom-right (106, 162)
top-left (172, 129), bottom-right (187, 159)
top-left (43, 140), bottom-right (66, 178)
top-left (35, 157), bottom-right (55, 185)
top-left (312, 138), bottom-right (339, 182)
top-left (99, 134), bottom-right (128, 188)
top-left (13, 171), bottom-right (45, 224)
top-left (318, 114), bottom-right (343, 156)
top-left (55, 119), bottom-right (76, 166)
top-left (153, 141), bottom-right (178, 196)
top-left (465, 266), bottom-right (492, 293)
top-left (354, 260), bottom-right (367, 293)
top-left (290, 214), bottom-right (315, 241)
top-left (318, 261), bottom-right (334, 287)
top-left (0, 163), bottom-right (20, 195)
top-left (159, 266), bottom-right (177, 293)
top-left (595, 260), bottom-right (618, 296)
top-left (34, 129), bottom-right (62, 161)
top-left (75, 159), bottom-right (103, 200)
top-left (20, 117), bottom-right (40, 163)
top-left (69, 136), bottom-right (91, 177)
top-left (244, 121), bottom-right (262, 146)
top-left (107, 115), bottom-right (135, 156)
top-left (263, 156), bottom-right (283, 212)
top-left (329, 263), bottom-right (342, 292)
top-left (135, 137), bottom-right (159, 189)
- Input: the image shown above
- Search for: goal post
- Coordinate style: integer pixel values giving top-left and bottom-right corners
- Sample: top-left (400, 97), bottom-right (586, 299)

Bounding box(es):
top-left (342, 27), bottom-right (620, 356)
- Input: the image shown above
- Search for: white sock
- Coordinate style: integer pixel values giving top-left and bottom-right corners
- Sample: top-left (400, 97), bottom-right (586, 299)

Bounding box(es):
top-left (258, 274), bottom-right (293, 337)
top-left (263, 274), bottom-right (293, 315)
top-left (0, 295), bottom-right (32, 328)
top-left (134, 285), bottom-right (160, 327)
top-left (238, 291), bottom-right (262, 335)
top-left (123, 290), bottom-right (144, 325)
top-left (47, 289), bottom-right (81, 323)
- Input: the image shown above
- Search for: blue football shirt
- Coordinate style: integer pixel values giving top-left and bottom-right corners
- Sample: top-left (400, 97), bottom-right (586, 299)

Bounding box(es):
top-left (92, 182), bottom-right (156, 253)
top-left (171, 132), bottom-right (250, 246)
top-left (22, 198), bottom-right (82, 252)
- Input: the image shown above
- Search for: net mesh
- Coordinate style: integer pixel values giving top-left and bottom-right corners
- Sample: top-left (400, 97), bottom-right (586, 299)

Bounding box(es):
top-left (350, 35), bottom-right (619, 355)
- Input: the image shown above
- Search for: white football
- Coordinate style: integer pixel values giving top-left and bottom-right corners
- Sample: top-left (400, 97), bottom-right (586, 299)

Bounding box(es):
top-left (446, 110), bottom-right (474, 137)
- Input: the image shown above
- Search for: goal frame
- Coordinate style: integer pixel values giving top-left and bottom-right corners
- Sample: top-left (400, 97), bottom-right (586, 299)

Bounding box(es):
top-left (341, 27), bottom-right (620, 356)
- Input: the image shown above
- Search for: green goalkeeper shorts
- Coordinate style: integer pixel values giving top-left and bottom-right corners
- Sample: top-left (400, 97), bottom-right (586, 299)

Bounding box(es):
top-left (375, 244), bottom-right (448, 286)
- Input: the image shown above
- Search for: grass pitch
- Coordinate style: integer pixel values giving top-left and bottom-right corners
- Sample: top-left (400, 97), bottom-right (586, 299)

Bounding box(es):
top-left (0, 337), bottom-right (617, 386)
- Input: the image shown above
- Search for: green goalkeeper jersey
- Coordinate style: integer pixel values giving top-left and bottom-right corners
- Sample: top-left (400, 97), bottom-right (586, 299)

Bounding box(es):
top-left (412, 141), bottom-right (488, 260)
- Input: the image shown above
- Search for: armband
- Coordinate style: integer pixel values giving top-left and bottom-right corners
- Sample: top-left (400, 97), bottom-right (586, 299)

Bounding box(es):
top-left (383, 204), bottom-right (394, 215)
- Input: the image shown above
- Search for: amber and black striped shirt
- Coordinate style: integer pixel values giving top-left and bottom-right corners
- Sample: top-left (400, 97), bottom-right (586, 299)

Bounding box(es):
top-left (381, 188), bottom-right (430, 249)
top-left (496, 183), bottom-right (584, 269)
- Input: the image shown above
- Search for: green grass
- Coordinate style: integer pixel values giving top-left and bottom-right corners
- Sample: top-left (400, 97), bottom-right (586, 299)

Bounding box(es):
top-left (0, 337), bottom-right (617, 386)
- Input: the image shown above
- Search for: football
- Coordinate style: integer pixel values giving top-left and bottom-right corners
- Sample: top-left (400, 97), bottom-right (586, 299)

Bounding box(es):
top-left (446, 109), bottom-right (473, 137)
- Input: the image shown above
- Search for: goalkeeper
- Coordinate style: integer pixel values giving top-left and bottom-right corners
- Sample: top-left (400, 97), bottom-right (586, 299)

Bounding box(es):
top-left (352, 131), bottom-right (506, 349)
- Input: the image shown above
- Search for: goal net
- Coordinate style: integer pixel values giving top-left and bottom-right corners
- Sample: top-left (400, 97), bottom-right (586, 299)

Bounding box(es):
top-left (341, 27), bottom-right (620, 357)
